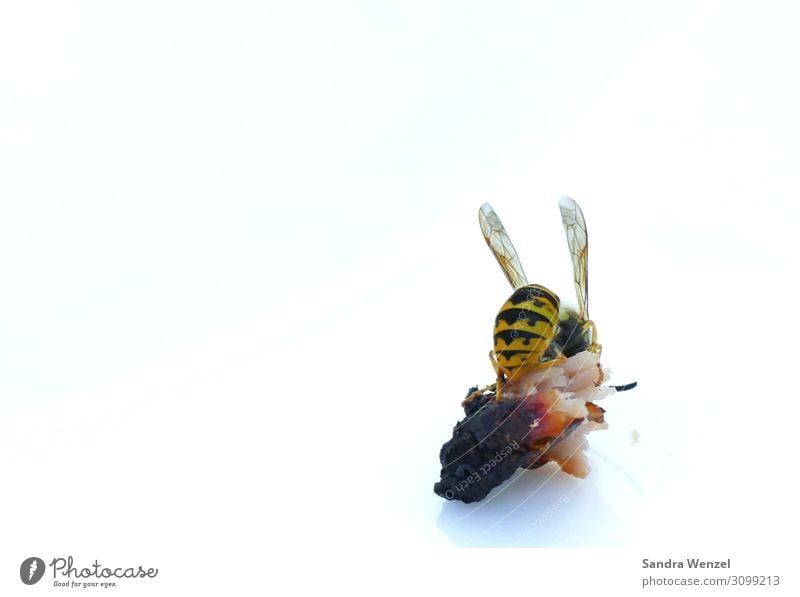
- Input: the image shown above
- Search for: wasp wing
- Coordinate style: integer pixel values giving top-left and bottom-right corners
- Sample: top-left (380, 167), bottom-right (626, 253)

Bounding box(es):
top-left (558, 196), bottom-right (589, 319)
top-left (479, 203), bottom-right (528, 290)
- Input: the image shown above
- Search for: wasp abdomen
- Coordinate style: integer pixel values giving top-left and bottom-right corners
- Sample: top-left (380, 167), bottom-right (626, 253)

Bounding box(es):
top-left (493, 284), bottom-right (560, 373)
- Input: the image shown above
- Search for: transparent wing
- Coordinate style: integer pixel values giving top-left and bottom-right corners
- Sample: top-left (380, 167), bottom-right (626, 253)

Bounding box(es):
top-left (558, 196), bottom-right (589, 319)
top-left (478, 203), bottom-right (528, 289)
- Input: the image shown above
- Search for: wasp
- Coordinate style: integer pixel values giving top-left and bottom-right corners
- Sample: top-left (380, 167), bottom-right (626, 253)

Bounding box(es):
top-left (467, 197), bottom-right (623, 402)
top-left (434, 198), bottom-right (635, 503)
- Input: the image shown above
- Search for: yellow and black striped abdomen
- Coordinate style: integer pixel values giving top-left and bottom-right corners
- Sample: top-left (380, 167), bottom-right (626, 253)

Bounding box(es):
top-left (493, 284), bottom-right (560, 375)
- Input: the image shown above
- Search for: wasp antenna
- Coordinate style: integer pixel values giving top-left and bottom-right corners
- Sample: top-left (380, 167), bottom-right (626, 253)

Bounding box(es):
top-left (612, 381), bottom-right (638, 392)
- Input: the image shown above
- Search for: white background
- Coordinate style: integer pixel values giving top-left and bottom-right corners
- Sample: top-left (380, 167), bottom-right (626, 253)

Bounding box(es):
top-left (1, 1), bottom-right (799, 595)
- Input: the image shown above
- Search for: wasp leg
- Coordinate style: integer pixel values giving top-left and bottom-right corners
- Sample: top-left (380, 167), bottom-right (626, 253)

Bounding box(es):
top-left (532, 353), bottom-right (568, 370)
top-left (489, 350), bottom-right (502, 377)
top-left (463, 382), bottom-right (497, 405)
top-left (515, 353), bottom-right (568, 372)
top-left (583, 319), bottom-right (602, 356)
top-left (503, 354), bottom-right (568, 397)
top-left (463, 351), bottom-right (505, 404)
top-left (489, 352), bottom-right (570, 401)
top-left (489, 350), bottom-right (508, 401)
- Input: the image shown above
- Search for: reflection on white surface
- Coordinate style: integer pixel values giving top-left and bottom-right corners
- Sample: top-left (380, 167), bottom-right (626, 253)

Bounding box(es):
top-left (436, 453), bottom-right (644, 547)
